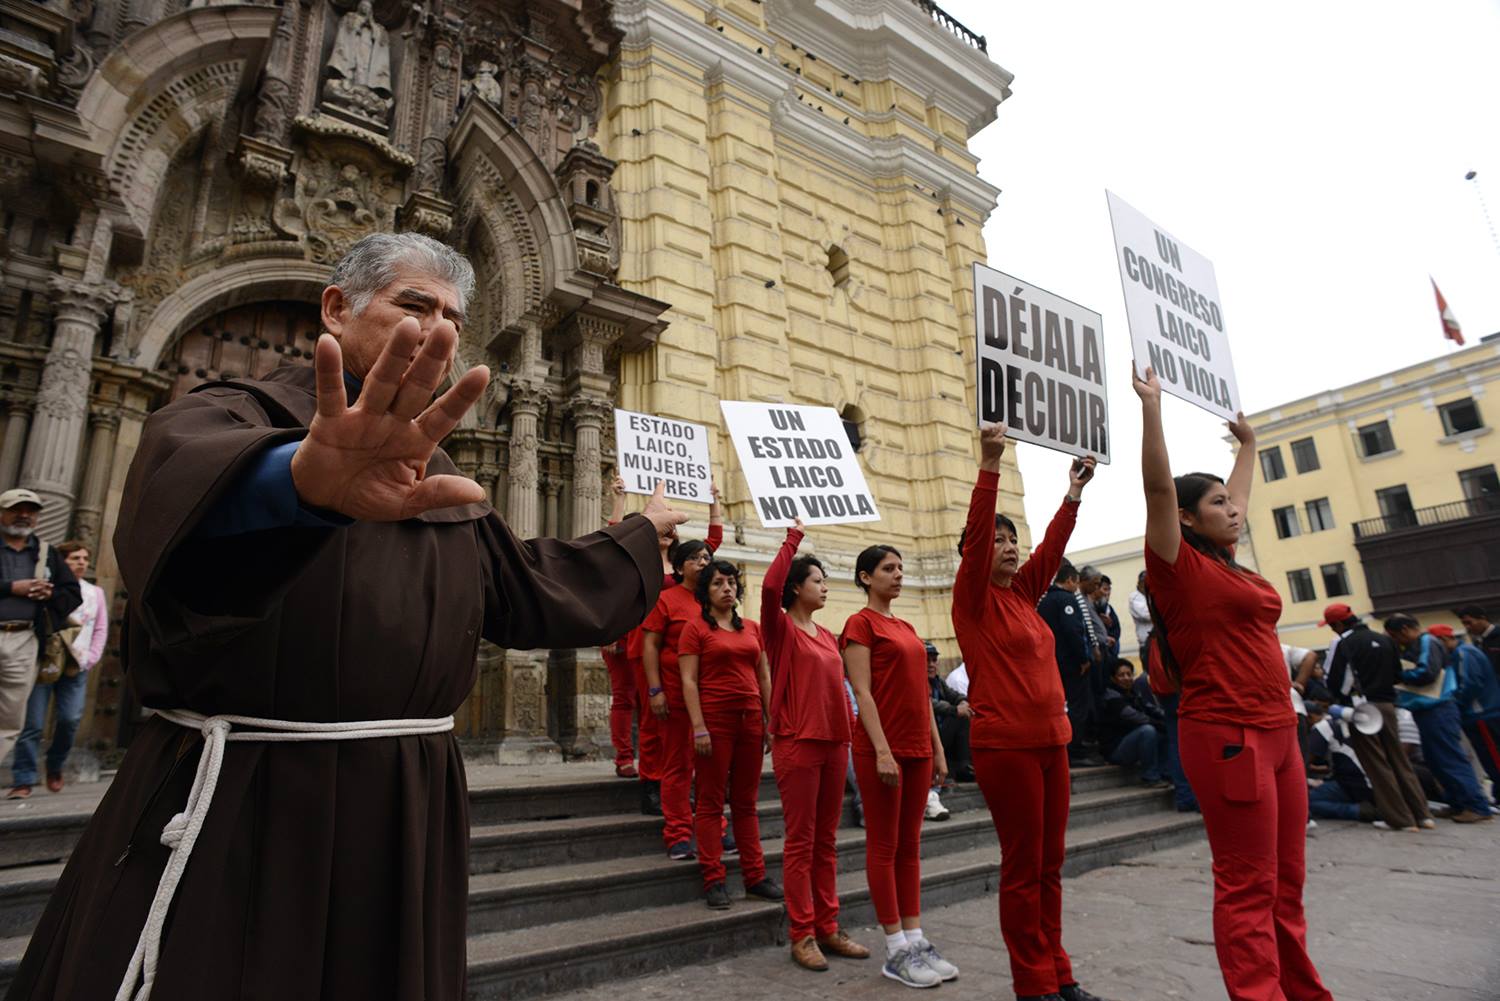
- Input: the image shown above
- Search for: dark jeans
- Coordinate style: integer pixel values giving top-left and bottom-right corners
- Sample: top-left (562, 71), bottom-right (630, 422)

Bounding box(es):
top-left (1062, 662), bottom-right (1094, 760)
top-left (937, 712), bottom-right (971, 779)
top-left (1160, 692), bottom-right (1198, 811)
top-left (1109, 724), bottom-right (1167, 782)
top-left (1307, 781), bottom-right (1364, 822)
top-left (1411, 701), bottom-right (1491, 815)
top-left (12, 671), bottom-right (88, 786)
top-left (1462, 718), bottom-right (1500, 799)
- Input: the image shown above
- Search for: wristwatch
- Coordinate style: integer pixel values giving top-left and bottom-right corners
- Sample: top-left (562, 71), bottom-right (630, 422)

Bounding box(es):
top-left (648, 686), bottom-right (664, 696)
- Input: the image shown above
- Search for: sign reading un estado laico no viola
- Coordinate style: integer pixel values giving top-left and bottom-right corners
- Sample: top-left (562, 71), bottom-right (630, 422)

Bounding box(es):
top-left (973, 263), bottom-right (1111, 463)
top-left (613, 408), bottom-right (713, 504)
top-left (1106, 191), bottom-right (1241, 421)
top-left (719, 401), bottom-right (881, 528)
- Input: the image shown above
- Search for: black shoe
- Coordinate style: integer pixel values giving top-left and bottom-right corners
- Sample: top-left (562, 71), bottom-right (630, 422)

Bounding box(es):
top-left (668, 840), bottom-right (696, 861)
top-left (723, 831), bottom-right (738, 855)
top-left (640, 780), bottom-right (662, 816)
top-left (1060, 984), bottom-right (1115, 1001)
top-left (953, 767), bottom-right (976, 782)
top-left (745, 876), bottom-right (784, 901)
top-left (1017, 995), bottom-right (1064, 1001)
top-left (705, 882), bottom-right (731, 909)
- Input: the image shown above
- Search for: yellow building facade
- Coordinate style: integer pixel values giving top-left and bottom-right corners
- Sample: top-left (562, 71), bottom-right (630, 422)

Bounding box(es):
top-left (603, 0), bottom-right (1023, 654)
top-left (1242, 336), bottom-right (1500, 649)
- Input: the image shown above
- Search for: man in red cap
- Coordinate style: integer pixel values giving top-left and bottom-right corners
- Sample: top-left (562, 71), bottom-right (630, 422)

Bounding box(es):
top-left (1322, 604), bottom-right (1434, 830)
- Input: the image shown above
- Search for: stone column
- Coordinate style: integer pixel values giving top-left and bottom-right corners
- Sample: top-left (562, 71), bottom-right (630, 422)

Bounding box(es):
top-left (71, 409), bottom-right (120, 552)
top-left (0, 402), bottom-right (32, 489)
top-left (505, 383), bottom-right (546, 538)
top-left (20, 278), bottom-right (118, 540)
top-left (569, 394), bottom-right (612, 537)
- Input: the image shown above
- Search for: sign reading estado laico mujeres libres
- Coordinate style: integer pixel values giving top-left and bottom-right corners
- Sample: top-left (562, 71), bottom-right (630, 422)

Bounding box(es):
top-left (1106, 191), bottom-right (1241, 421)
top-left (720, 401), bottom-right (881, 528)
top-left (613, 408), bottom-right (714, 503)
top-left (973, 263), bottom-right (1111, 463)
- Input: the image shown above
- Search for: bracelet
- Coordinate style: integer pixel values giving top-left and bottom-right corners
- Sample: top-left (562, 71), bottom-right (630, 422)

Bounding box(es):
top-left (648, 686), bottom-right (663, 696)
top-left (694, 730), bottom-right (710, 738)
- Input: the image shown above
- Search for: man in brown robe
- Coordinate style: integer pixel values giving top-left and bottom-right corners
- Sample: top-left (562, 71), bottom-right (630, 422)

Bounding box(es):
top-left (7, 233), bottom-right (685, 1001)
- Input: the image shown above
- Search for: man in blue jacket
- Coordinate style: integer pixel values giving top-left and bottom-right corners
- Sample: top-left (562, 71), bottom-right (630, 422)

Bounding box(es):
top-left (1038, 561), bottom-right (1100, 766)
top-left (1432, 624), bottom-right (1500, 802)
top-left (1383, 615), bottom-right (1492, 822)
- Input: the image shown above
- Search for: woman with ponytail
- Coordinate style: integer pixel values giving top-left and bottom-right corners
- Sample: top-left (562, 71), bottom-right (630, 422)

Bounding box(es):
top-left (1134, 366), bottom-right (1332, 1001)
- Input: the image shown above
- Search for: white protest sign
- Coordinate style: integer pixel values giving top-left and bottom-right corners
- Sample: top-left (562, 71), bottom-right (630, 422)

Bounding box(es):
top-left (973, 263), bottom-right (1110, 463)
top-left (1105, 191), bottom-right (1240, 420)
top-left (613, 408), bottom-right (713, 503)
top-left (719, 402), bottom-right (880, 527)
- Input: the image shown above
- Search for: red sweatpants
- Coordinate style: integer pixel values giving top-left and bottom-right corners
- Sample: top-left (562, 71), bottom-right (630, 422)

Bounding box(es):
top-left (973, 744), bottom-right (1074, 997)
top-left (772, 737), bottom-right (847, 940)
top-left (631, 658), bottom-right (662, 782)
top-left (602, 647), bottom-right (636, 770)
top-left (852, 753), bottom-right (929, 927)
top-left (658, 707), bottom-right (696, 848)
top-left (1179, 719), bottom-right (1332, 1001)
top-left (694, 708), bottom-right (766, 890)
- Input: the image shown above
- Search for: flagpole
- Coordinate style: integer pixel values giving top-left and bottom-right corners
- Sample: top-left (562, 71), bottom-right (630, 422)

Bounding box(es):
top-left (1466, 170), bottom-right (1500, 263)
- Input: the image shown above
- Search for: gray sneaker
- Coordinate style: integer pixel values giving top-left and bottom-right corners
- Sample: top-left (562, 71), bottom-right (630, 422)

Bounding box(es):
top-left (910, 938), bottom-right (958, 981)
top-left (881, 946), bottom-right (942, 989)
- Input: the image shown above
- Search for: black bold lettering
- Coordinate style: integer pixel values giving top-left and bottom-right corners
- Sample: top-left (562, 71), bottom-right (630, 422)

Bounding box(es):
top-left (769, 409), bottom-right (806, 432)
top-left (982, 286), bottom-right (1007, 349)
top-left (1081, 326), bottom-right (1102, 384)
top-left (980, 357), bottom-right (1004, 423)
top-left (1024, 372), bottom-right (1045, 435)
top-left (1058, 383), bottom-right (1077, 445)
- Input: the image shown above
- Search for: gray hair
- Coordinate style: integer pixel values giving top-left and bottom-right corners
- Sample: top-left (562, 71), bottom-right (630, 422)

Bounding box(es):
top-left (1079, 564), bottom-right (1102, 583)
top-left (328, 233), bottom-right (475, 316)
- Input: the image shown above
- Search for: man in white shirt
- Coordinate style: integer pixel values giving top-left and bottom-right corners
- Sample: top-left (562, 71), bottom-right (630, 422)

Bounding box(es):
top-left (945, 662), bottom-right (969, 699)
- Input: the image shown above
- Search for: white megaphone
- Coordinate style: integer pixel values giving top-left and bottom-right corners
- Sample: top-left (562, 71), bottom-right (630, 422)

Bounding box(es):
top-left (1326, 703), bottom-right (1383, 736)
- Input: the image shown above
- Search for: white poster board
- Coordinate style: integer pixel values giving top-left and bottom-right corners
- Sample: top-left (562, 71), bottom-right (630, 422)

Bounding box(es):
top-left (613, 408), bottom-right (713, 503)
top-left (719, 401), bottom-right (880, 527)
top-left (973, 263), bottom-right (1110, 463)
top-left (1105, 191), bottom-right (1240, 420)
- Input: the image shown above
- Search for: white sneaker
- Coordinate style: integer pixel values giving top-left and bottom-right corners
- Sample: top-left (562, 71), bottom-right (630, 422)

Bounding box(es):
top-left (924, 789), bottom-right (949, 822)
top-left (882, 946), bottom-right (942, 988)
top-left (910, 938), bottom-right (958, 981)
top-left (1306, 819), bottom-right (1317, 831)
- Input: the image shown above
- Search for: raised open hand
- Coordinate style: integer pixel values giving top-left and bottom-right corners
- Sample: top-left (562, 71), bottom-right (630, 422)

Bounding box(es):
top-left (290, 318), bottom-right (491, 521)
top-left (1131, 365), bottom-right (1162, 404)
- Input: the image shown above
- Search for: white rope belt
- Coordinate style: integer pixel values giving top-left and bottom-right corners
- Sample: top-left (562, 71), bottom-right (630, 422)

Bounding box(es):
top-left (115, 708), bottom-right (455, 1001)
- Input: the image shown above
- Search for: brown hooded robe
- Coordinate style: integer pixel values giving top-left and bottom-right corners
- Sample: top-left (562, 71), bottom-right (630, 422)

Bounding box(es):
top-left (6, 365), bottom-right (660, 1000)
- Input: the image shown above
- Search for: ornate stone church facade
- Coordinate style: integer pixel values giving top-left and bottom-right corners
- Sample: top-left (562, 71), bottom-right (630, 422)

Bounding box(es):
top-left (0, 0), bottom-right (1017, 764)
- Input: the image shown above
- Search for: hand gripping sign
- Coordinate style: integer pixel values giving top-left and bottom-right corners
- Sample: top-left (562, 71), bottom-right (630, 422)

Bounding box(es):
top-left (1106, 191), bottom-right (1240, 420)
top-left (613, 408), bottom-right (714, 503)
top-left (973, 263), bottom-right (1110, 463)
top-left (720, 401), bottom-right (881, 527)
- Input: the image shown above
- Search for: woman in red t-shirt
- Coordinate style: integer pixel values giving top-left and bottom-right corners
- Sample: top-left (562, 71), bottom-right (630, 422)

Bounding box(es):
top-left (1134, 366), bottom-right (1331, 1001)
top-left (762, 521), bottom-right (868, 972)
top-left (679, 559), bottom-right (782, 909)
top-left (952, 425), bottom-right (1106, 1001)
top-left (843, 546), bottom-right (952, 989)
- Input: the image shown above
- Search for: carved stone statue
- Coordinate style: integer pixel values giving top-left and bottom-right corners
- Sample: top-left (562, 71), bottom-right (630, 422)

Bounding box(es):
top-left (460, 61), bottom-right (503, 111)
top-left (323, 0), bottom-right (393, 125)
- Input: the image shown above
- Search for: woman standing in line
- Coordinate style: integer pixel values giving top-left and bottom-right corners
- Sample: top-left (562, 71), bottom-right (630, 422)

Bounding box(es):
top-left (952, 424), bottom-right (1107, 1001)
top-left (679, 559), bottom-right (783, 908)
top-left (844, 545), bottom-right (953, 989)
top-left (761, 520), bottom-right (869, 971)
top-left (1134, 366), bottom-right (1333, 1001)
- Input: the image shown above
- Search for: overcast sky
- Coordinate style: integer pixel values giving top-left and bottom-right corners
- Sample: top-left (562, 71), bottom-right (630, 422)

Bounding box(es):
top-left (940, 0), bottom-right (1500, 550)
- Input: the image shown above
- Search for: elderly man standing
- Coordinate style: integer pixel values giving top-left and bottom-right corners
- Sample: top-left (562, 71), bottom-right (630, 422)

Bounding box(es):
top-left (8, 233), bottom-right (685, 1001)
top-left (1, 489), bottom-right (81, 794)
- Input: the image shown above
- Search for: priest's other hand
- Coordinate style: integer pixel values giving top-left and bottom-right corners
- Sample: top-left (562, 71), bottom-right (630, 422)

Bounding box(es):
top-left (291, 319), bottom-right (491, 521)
top-left (640, 481), bottom-right (688, 542)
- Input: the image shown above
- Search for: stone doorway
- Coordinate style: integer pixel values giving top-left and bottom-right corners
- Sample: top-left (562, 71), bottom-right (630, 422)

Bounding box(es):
top-left (157, 301), bottom-right (321, 403)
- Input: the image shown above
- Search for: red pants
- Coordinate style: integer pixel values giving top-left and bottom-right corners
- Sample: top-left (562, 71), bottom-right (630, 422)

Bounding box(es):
top-left (631, 658), bottom-right (662, 781)
top-left (658, 707), bottom-right (696, 848)
top-left (973, 744), bottom-right (1074, 996)
top-left (852, 752), bottom-right (929, 927)
top-left (772, 737), bottom-right (847, 940)
top-left (602, 648), bottom-right (636, 769)
top-left (1179, 720), bottom-right (1331, 1001)
top-left (694, 707), bottom-right (766, 889)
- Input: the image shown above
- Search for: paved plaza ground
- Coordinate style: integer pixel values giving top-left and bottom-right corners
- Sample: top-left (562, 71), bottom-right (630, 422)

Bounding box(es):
top-left (565, 816), bottom-right (1500, 1001)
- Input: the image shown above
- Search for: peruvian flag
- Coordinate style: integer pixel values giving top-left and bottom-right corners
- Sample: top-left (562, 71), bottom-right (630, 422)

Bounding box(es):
top-left (1432, 278), bottom-right (1464, 346)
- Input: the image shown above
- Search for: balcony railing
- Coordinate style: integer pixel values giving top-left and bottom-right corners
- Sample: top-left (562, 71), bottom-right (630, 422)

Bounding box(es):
top-left (1353, 495), bottom-right (1500, 540)
top-left (910, 0), bottom-right (987, 51)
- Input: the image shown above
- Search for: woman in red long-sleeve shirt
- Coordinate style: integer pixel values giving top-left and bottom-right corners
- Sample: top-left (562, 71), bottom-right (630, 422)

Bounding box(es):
top-left (762, 521), bottom-right (869, 972)
top-left (952, 425), bottom-right (1107, 1001)
top-left (1134, 367), bottom-right (1331, 1001)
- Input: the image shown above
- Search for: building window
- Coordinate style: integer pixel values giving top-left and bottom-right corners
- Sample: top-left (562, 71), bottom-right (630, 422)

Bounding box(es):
top-left (1271, 505), bottom-right (1301, 539)
top-left (826, 245), bottom-right (851, 287)
top-left (1259, 446), bottom-right (1286, 482)
top-left (840, 404), bottom-right (864, 452)
top-left (1459, 464), bottom-right (1500, 508)
top-left (1320, 562), bottom-right (1352, 597)
top-left (1287, 569), bottom-right (1316, 603)
top-left (1290, 437), bottom-right (1320, 473)
top-left (1376, 484), bottom-right (1416, 528)
top-left (1438, 397), bottom-right (1483, 436)
top-left (1305, 497), bottom-right (1334, 532)
top-left (1357, 420), bottom-right (1396, 457)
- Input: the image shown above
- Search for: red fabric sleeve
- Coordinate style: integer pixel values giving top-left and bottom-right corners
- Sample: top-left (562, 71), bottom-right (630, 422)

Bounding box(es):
top-left (642, 595), bottom-right (670, 634)
top-left (679, 617), bottom-right (707, 655)
top-left (705, 522), bottom-right (723, 553)
top-left (954, 469), bottom-right (999, 620)
top-left (760, 528), bottom-right (801, 656)
top-left (1015, 498), bottom-right (1079, 606)
top-left (839, 610), bottom-right (874, 651)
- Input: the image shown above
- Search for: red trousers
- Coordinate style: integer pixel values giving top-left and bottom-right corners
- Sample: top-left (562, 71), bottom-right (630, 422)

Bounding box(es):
top-left (657, 707), bottom-right (696, 848)
top-left (973, 744), bottom-right (1074, 996)
top-left (631, 658), bottom-right (662, 782)
top-left (602, 648), bottom-right (636, 769)
top-left (852, 752), bottom-right (929, 927)
top-left (1179, 720), bottom-right (1332, 1001)
top-left (772, 737), bottom-right (847, 940)
top-left (694, 707), bottom-right (766, 890)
